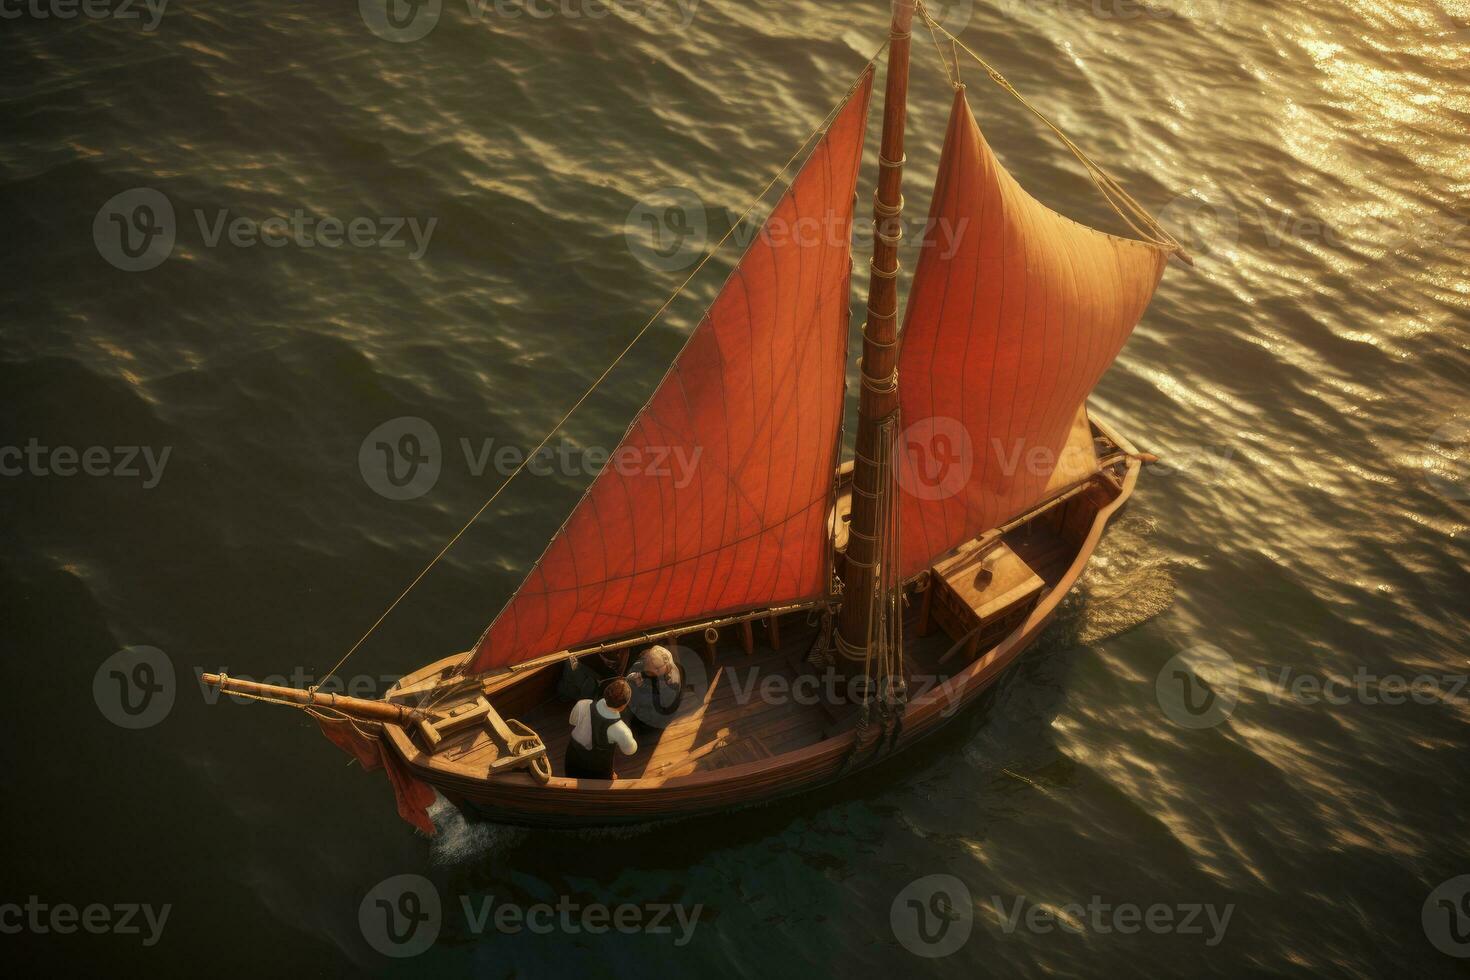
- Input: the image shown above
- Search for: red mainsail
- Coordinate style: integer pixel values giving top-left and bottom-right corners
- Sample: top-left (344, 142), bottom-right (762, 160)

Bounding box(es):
top-left (471, 68), bottom-right (873, 672)
top-left (895, 89), bottom-right (1169, 579)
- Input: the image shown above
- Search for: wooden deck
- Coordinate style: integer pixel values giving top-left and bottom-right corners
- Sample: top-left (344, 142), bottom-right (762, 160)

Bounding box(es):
top-left (433, 639), bottom-right (844, 781)
top-left (425, 520), bottom-right (1086, 783)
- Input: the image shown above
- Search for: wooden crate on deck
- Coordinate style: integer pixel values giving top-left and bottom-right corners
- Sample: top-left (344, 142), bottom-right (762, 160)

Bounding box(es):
top-left (918, 535), bottom-right (1046, 662)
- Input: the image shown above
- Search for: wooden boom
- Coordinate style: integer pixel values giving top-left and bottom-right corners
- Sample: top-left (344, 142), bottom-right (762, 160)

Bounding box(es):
top-left (200, 673), bottom-right (426, 725)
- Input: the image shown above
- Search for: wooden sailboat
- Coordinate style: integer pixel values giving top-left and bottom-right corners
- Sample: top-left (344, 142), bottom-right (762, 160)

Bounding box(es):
top-left (204, 0), bottom-right (1189, 832)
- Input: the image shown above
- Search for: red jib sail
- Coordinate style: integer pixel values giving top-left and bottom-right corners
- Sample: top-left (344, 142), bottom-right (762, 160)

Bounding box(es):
top-left (471, 68), bottom-right (874, 672)
top-left (895, 88), bottom-right (1169, 579)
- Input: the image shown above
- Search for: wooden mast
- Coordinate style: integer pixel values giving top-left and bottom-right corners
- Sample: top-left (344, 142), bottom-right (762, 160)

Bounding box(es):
top-left (836, 0), bottom-right (915, 664)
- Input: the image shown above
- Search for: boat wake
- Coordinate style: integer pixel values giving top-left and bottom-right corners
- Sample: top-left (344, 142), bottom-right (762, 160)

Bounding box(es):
top-left (1042, 515), bottom-right (1180, 649)
top-left (427, 795), bottom-right (526, 865)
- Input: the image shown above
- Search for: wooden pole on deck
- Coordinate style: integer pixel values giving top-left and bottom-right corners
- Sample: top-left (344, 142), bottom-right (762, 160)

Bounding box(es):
top-left (201, 673), bottom-right (426, 725)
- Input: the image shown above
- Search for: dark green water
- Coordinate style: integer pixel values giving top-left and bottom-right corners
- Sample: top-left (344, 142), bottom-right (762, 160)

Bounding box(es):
top-left (2, 0), bottom-right (1467, 975)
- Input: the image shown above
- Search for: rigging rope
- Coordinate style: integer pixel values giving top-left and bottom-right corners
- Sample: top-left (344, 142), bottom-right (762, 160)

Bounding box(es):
top-left (844, 414), bottom-right (907, 766)
top-left (922, 6), bottom-right (963, 90)
top-left (315, 44), bottom-right (890, 694)
top-left (914, 0), bottom-right (1193, 264)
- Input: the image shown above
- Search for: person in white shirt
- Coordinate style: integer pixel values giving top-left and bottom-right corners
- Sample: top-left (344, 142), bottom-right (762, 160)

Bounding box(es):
top-left (564, 678), bottom-right (638, 780)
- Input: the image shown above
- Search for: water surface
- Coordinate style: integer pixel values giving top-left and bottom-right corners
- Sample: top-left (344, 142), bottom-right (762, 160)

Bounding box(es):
top-left (1, 0), bottom-right (1466, 975)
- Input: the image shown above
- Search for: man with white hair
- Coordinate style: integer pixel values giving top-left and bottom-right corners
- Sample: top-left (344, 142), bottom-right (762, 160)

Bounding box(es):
top-left (626, 644), bottom-right (684, 732)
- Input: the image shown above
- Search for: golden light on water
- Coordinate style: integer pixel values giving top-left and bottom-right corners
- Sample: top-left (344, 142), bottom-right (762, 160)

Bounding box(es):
top-left (1283, 2), bottom-right (1467, 285)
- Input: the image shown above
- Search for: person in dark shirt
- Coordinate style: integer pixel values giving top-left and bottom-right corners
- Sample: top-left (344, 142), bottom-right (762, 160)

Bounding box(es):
top-left (626, 644), bottom-right (683, 732)
top-left (556, 649), bottom-right (623, 703)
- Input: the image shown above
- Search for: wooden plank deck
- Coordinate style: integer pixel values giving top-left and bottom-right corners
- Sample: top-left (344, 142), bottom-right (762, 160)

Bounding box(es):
top-left (439, 643), bottom-right (834, 779)
top-left (424, 522), bottom-right (1081, 783)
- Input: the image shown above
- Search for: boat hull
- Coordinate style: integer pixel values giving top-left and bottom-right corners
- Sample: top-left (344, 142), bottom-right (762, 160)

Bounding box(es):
top-left (383, 415), bottom-right (1143, 829)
